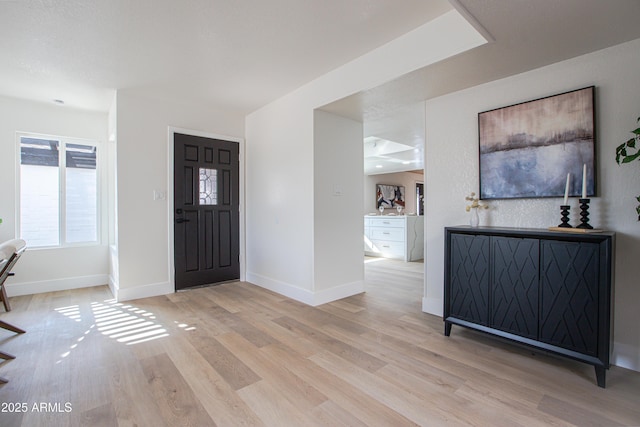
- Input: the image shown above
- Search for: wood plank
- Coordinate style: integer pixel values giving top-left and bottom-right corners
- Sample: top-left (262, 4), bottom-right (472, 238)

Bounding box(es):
top-left (216, 331), bottom-right (327, 412)
top-left (272, 316), bottom-right (387, 373)
top-left (161, 331), bottom-right (265, 427)
top-left (310, 400), bottom-right (370, 427)
top-left (107, 346), bottom-right (168, 427)
top-left (79, 402), bottom-right (118, 427)
top-left (309, 349), bottom-right (465, 426)
top-left (186, 328), bottom-right (261, 391)
top-left (139, 353), bottom-right (215, 426)
top-left (261, 342), bottom-right (419, 427)
top-left (237, 380), bottom-right (322, 427)
top-left (319, 323), bottom-right (467, 392)
top-left (537, 394), bottom-right (622, 426)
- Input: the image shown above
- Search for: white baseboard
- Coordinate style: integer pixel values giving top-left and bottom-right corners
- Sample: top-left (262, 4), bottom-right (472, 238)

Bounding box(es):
top-left (4, 273), bottom-right (171, 302)
top-left (612, 342), bottom-right (640, 372)
top-left (112, 280), bottom-right (173, 302)
top-left (422, 296), bottom-right (443, 316)
top-left (247, 272), bottom-right (315, 305)
top-left (312, 280), bottom-right (364, 306)
top-left (246, 272), bottom-right (364, 306)
top-left (5, 274), bottom-right (109, 297)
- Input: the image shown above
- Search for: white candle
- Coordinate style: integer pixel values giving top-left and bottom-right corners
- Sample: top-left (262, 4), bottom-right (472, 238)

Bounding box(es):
top-left (563, 173), bottom-right (570, 205)
top-left (582, 163), bottom-right (587, 199)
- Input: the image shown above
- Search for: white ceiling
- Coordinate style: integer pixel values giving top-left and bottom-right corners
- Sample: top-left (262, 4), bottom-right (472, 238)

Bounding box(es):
top-left (2, 1), bottom-right (640, 175)
top-left (361, 102), bottom-right (425, 175)
top-left (0, 0), bottom-right (452, 112)
top-left (324, 0), bottom-right (640, 174)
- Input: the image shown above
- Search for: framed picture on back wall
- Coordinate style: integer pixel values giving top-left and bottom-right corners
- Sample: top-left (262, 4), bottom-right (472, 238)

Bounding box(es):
top-left (376, 184), bottom-right (405, 210)
top-left (478, 86), bottom-right (596, 199)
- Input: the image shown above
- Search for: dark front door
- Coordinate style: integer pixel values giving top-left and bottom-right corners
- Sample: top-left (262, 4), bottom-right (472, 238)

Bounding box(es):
top-left (174, 133), bottom-right (240, 290)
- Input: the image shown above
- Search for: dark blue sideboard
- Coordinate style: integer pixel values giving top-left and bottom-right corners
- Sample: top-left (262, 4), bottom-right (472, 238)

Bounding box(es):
top-left (443, 226), bottom-right (614, 387)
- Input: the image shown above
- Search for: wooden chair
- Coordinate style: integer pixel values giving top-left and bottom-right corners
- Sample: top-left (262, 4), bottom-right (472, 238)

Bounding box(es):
top-left (0, 240), bottom-right (26, 384)
top-left (0, 239), bottom-right (27, 314)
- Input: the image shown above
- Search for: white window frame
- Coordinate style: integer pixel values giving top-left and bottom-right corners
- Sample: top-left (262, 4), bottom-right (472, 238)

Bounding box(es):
top-left (16, 132), bottom-right (102, 249)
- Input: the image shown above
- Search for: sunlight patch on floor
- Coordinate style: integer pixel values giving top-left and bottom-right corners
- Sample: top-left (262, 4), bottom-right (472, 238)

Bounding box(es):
top-left (54, 304), bottom-right (82, 322)
top-left (91, 299), bottom-right (169, 345)
top-left (364, 256), bottom-right (388, 264)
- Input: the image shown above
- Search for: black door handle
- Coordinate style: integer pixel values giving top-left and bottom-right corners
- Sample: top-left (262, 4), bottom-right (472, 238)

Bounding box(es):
top-left (176, 218), bottom-right (191, 223)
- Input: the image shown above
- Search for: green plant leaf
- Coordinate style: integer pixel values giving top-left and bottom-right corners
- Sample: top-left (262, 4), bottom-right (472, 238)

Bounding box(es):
top-left (616, 135), bottom-right (640, 164)
top-left (617, 119), bottom-right (640, 221)
top-left (616, 142), bottom-right (627, 164)
top-left (622, 151), bottom-right (640, 163)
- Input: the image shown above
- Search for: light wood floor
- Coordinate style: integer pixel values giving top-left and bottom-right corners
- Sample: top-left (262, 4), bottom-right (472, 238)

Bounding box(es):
top-left (1, 258), bottom-right (639, 426)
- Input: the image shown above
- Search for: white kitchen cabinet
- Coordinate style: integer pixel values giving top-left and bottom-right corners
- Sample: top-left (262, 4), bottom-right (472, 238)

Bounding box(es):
top-left (364, 215), bottom-right (424, 261)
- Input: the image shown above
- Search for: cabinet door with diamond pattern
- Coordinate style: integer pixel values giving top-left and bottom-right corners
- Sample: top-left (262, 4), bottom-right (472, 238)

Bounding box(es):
top-left (491, 237), bottom-right (539, 339)
top-left (448, 233), bottom-right (490, 326)
top-left (539, 240), bottom-right (599, 355)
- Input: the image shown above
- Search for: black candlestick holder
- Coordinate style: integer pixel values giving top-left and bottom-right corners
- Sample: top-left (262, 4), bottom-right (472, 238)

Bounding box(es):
top-left (558, 205), bottom-right (572, 228)
top-left (576, 198), bottom-right (593, 229)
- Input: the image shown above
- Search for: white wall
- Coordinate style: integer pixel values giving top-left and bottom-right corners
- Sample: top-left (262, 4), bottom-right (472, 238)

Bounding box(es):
top-left (424, 38), bottom-right (640, 371)
top-left (245, 10), bottom-right (486, 304)
top-left (111, 90), bottom-right (244, 300)
top-left (365, 171), bottom-right (424, 215)
top-left (313, 110), bottom-right (364, 301)
top-left (0, 95), bottom-right (109, 295)
top-left (245, 98), bottom-right (316, 302)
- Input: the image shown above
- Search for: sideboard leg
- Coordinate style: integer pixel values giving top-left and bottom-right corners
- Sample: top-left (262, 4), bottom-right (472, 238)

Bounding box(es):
top-left (595, 366), bottom-right (606, 388)
top-left (444, 321), bottom-right (452, 336)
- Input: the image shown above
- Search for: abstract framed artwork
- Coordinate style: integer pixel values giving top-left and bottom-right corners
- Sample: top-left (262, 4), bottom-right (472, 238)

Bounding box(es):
top-left (376, 184), bottom-right (405, 210)
top-left (478, 86), bottom-right (596, 199)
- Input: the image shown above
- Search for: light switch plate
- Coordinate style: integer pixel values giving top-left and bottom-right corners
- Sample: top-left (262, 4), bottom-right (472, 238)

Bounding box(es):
top-left (153, 190), bottom-right (166, 201)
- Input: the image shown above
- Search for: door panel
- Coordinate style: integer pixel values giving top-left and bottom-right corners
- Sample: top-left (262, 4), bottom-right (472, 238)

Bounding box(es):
top-left (174, 133), bottom-right (239, 290)
top-left (183, 166), bottom-right (195, 205)
top-left (184, 210), bottom-right (200, 272)
top-left (540, 240), bottom-right (599, 355)
top-left (219, 210), bottom-right (233, 267)
top-left (448, 233), bottom-right (490, 326)
top-left (491, 236), bottom-right (539, 339)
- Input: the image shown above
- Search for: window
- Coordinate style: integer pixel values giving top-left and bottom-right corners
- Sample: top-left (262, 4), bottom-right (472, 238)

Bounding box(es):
top-left (18, 134), bottom-right (99, 247)
top-left (199, 168), bottom-right (218, 205)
